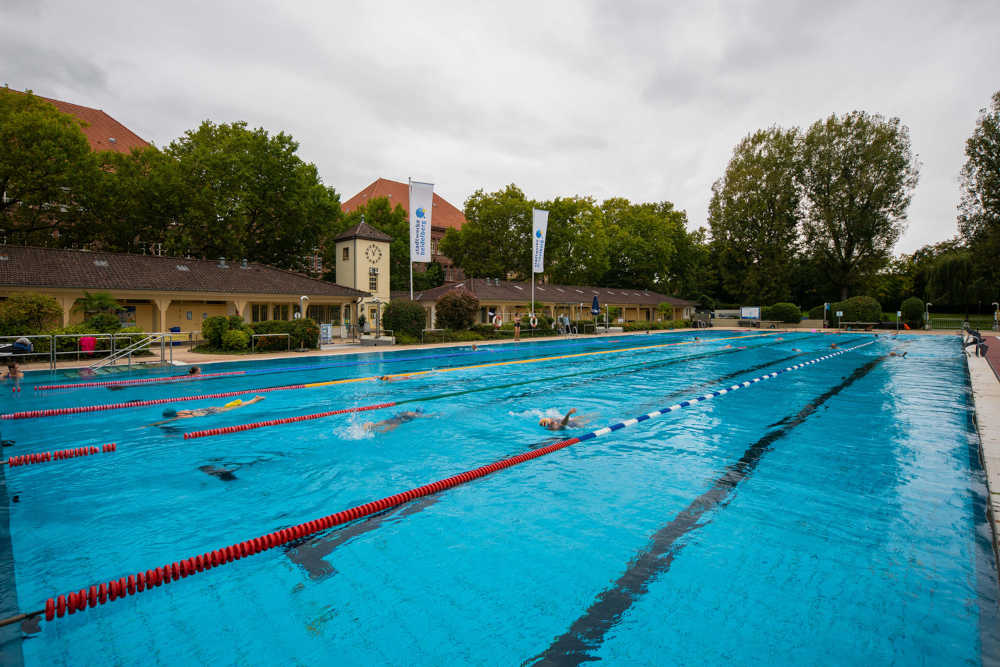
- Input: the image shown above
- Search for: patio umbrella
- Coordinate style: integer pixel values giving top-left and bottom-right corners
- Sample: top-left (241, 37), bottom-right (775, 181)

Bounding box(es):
top-left (591, 295), bottom-right (600, 316)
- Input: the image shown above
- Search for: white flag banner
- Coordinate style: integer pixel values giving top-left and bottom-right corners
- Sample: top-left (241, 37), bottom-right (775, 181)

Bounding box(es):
top-left (532, 208), bottom-right (549, 273)
top-left (409, 179), bottom-right (434, 262)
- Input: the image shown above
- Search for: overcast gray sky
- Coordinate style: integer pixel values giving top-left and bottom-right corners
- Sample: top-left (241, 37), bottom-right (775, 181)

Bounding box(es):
top-left (3, 0), bottom-right (998, 253)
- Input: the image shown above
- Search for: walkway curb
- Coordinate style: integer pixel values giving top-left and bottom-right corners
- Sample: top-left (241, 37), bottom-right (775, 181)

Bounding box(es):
top-left (966, 340), bottom-right (1000, 564)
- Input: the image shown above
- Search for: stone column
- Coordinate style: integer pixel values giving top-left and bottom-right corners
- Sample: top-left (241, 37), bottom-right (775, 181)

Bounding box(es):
top-left (153, 298), bottom-right (172, 332)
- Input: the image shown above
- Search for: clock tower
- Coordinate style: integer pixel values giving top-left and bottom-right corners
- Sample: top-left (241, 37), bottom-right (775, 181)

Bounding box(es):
top-left (332, 220), bottom-right (392, 327)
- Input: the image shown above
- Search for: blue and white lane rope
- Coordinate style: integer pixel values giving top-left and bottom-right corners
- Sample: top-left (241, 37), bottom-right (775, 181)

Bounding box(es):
top-left (574, 340), bottom-right (875, 443)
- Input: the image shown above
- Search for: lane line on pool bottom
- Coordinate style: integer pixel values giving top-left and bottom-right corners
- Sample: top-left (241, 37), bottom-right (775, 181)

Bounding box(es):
top-left (2, 332), bottom-right (771, 420)
top-left (7, 339), bottom-right (871, 628)
top-left (279, 341), bottom-right (843, 580)
top-left (183, 333), bottom-right (815, 439)
top-left (526, 354), bottom-right (887, 666)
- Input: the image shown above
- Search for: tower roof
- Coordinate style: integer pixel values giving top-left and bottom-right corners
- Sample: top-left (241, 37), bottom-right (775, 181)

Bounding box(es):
top-left (333, 221), bottom-right (392, 243)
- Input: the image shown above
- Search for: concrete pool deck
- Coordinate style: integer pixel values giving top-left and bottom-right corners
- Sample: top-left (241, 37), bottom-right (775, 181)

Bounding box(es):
top-left (966, 334), bottom-right (1000, 563)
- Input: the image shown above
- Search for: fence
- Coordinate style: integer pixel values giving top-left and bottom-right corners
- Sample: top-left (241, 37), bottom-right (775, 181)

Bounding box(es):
top-left (0, 331), bottom-right (201, 370)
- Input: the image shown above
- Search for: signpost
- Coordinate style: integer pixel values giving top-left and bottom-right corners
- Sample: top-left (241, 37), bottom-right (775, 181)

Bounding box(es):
top-left (836, 310), bottom-right (844, 329)
top-left (896, 310), bottom-right (901, 331)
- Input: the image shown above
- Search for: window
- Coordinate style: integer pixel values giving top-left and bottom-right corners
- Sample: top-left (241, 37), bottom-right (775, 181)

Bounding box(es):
top-left (369, 266), bottom-right (378, 292)
top-left (251, 303), bottom-right (268, 322)
top-left (273, 304), bottom-right (289, 321)
top-left (342, 247), bottom-right (349, 261)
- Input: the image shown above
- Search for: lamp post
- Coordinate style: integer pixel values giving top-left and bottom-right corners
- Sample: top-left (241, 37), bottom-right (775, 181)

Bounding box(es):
top-left (924, 302), bottom-right (932, 330)
top-left (993, 302), bottom-right (999, 331)
top-left (297, 296), bottom-right (309, 351)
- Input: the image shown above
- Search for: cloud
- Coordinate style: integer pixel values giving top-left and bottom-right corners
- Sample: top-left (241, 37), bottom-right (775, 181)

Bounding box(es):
top-left (2, 0), bottom-right (999, 252)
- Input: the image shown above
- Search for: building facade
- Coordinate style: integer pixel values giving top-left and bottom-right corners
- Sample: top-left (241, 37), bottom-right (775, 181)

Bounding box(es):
top-left (0, 246), bottom-right (368, 333)
top-left (395, 278), bottom-right (696, 329)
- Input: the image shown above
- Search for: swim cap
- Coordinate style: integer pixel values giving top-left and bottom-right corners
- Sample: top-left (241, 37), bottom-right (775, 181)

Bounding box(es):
top-left (162, 409), bottom-right (178, 418)
top-left (224, 399), bottom-right (243, 408)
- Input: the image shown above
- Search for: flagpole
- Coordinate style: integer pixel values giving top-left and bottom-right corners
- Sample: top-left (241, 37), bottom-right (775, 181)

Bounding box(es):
top-left (408, 177), bottom-right (413, 300)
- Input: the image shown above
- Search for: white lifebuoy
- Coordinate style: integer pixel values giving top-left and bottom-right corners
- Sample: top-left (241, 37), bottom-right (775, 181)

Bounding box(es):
top-left (529, 315), bottom-right (538, 327)
top-left (492, 314), bottom-right (503, 328)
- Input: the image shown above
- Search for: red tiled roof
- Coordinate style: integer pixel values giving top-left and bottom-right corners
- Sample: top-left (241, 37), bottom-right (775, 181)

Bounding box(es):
top-left (0, 246), bottom-right (367, 298)
top-left (6, 89), bottom-right (149, 154)
top-left (397, 278), bottom-right (695, 307)
top-left (342, 178), bottom-right (466, 231)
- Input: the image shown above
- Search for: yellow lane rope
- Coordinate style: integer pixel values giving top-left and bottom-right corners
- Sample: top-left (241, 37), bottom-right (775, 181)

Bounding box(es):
top-left (301, 332), bottom-right (778, 389)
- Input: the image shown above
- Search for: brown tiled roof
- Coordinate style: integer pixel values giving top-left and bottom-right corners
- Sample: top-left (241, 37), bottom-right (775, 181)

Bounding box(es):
top-left (0, 246), bottom-right (367, 298)
top-left (333, 221), bottom-right (392, 243)
top-left (342, 178), bottom-right (466, 231)
top-left (6, 89), bottom-right (150, 154)
top-left (400, 278), bottom-right (695, 307)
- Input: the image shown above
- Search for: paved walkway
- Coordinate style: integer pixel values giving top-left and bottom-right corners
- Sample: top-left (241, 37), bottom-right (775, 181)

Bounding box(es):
top-left (967, 334), bottom-right (1000, 563)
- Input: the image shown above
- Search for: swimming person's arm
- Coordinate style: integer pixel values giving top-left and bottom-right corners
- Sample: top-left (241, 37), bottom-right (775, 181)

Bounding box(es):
top-left (561, 408), bottom-right (577, 426)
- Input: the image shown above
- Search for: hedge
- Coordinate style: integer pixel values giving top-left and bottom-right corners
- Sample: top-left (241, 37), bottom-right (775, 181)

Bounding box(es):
top-left (764, 302), bottom-right (801, 323)
top-left (900, 297), bottom-right (924, 329)
top-left (829, 296), bottom-right (882, 324)
top-left (382, 301), bottom-right (427, 338)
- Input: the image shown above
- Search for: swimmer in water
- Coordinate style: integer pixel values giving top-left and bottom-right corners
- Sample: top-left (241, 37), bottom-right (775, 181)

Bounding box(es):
top-left (364, 409), bottom-right (426, 433)
top-left (792, 348), bottom-right (802, 352)
top-left (539, 408), bottom-right (589, 431)
top-left (890, 351), bottom-right (907, 358)
top-left (830, 343), bottom-right (838, 349)
top-left (378, 372), bottom-right (430, 382)
top-left (188, 366), bottom-right (202, 375)
top-left (147, 395), bottom-right (265, 426)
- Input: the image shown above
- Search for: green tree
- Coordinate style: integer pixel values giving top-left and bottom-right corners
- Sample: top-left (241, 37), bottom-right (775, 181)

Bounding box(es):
top-left (441, 184), bottom-right (532, 279)
top-left (0, 89), bottom-right (98, 246)
top-left (900, 296), bottom-right (924, 328)
top-left (86, 147), bottom-right (184, 252)
top-left (435, 291), bottom-right (479, 330)
top-left (799, 111), bottom-right (920, 300)
top-left (0, 292), bottom-right (63, 335)
top-left (534, 195), bottom-right (610, 285)
top-left (599, 198), bottom-right (683, 291)
top-left (74, 291), bottom-right (123, 317)
top-left (165, 121), bottom-right (341, 270)
top-left (413, 261), bottom-right (445, 291)
top-left (382, 300), bottom-right (427, 337)
top-left (708, 127), bottom-right (801, 303)
top-left (958, 90), bottom-right (1000, 296)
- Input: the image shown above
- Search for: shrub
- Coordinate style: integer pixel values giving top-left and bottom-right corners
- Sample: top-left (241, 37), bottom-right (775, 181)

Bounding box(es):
top-left (382, 301), bottom-right (427, 338)
top-left (291, 318), bottom-right (319, 349)
top-left (422, 329), bottom-right (484, 343)
top-left (83, 312), bottom-right (122, 333)
top-left (395, 332), bottom-right (419, 345)
top-left (767, 302), bottom-right (801, 323)
top-left (435, 291), bottom-right (479, 330)
top-left (830, 296), bottom-right (882, 324)
top-left (0, 292), bottom-right (63, 335)
top-left (808, 304), bottom-right (826, 320)
top-left (221, 329), bottom-right (250, 351)
top-left (202, 316), bottom-right (230, 347)
top-left (900, 296), bottom-right (924, 328)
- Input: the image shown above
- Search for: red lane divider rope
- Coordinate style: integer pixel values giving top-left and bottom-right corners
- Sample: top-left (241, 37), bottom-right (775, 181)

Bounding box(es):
top-left (183, 402), bottom-right (397, 439)
top-left (1, 384), bottom-right (307, 420)
top-left (34, 371), bottom-right (246, 391)
top-left (3, 443), bottom-right (117, 467)
top-left (40, 434), bottom-right (583, 622)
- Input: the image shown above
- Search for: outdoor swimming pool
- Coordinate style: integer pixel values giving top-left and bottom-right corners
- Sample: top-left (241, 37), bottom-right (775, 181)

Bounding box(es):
top-left (1, 330), bottom-right (997, 665)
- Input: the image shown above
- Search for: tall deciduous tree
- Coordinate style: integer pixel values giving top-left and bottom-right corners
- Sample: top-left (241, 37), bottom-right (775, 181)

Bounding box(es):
top-left (599, 198), bottom-right (682, 292)
top-left (708, 127), bottom-right (801, 303)
top-left (0, 89), bottom-right (97, 245)
top-left (533, 195), bottom-right (609, 285)
top-left (86, 146), bottom-right (184, 252)
top-left (440, 184), bottom-right (532, 279)
top-left (165, 121), bottom-right (341, 270)
top-left (958, 90), bottom-right (1000, 294)
top-left (799, 111), bottom-right (920, 300)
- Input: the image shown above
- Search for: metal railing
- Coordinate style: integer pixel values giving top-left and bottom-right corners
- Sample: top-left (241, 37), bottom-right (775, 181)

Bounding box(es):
top-left (89, 333), bottom-right (173, 370)
top-left (2, 331), bottom-right (197, 370)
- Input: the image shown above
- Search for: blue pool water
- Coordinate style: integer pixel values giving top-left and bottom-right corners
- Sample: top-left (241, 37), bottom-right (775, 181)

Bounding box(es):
top-left (1, 331), bottom-right (997, 665)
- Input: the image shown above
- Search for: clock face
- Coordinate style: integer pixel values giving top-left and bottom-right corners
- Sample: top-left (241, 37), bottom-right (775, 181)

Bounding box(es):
top-left (365, 244), bottom-right (382, 264)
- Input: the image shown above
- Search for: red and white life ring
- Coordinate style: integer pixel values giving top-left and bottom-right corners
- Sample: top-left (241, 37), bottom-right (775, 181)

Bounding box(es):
top-left (529, 315), bottom-right (538, 327)
top-left (492, 314), bottom-right (503, 328)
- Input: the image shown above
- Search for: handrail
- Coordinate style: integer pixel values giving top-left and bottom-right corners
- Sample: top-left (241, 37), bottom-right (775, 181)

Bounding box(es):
top-left (88, 335), bottom-right (155, 370)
